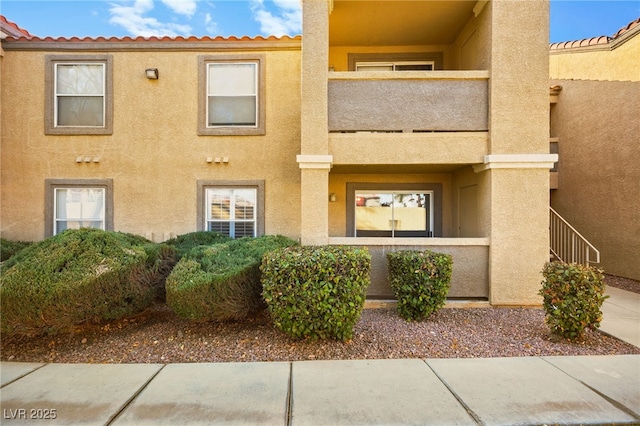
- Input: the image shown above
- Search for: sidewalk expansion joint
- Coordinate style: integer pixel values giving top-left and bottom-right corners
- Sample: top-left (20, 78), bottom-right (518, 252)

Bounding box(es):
top-left (0, 362), bottom-right (48, 389)
top-left (285, 362), bottom-right (293, 426)
top-left (541, 357), bottom-right (640, 421)
top-left (105, 364), bottom-right (166, 425)
top-left (422, 359), bottom-right (484, 425)
top-left (578, 380), bottom-right (640, 421)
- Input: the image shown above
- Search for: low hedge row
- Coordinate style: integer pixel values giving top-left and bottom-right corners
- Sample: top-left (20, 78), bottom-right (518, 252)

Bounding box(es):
top-left (164, 231), bottom-right (232, 260)
top-left (0, 238), bottom-right (32, 262)
top-left (166, 235), bottom-right (298, 321)
top-left (2, 231), bottom-right (611, 343)
top-left (0, 229), bottom-right (175, 336)
top-left (261, 245), bottom-right (371, 341)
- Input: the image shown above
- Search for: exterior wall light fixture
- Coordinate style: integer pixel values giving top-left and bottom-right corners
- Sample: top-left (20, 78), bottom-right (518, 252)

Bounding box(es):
top-left (145, 68), bottom-right (159, 79)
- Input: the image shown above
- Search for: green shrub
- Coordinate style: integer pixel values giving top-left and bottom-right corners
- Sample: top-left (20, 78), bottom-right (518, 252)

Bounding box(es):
top-left (0, 229), bottom-right (176, 336)
top-left (261, 246), bottom-right (371, 341)
top-left (0, 239), bottom-right (32, 262)
top-left (164, 231), bottom-right (232, 260)
top-left (387, 250), bottom-right (453, 321)
top-left (166, 235), bottom-right (297, 321)
top-left (539, 261), bottom-right (607, 340)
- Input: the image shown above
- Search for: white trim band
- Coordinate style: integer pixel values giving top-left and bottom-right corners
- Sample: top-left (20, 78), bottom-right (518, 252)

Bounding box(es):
top-left (297, 154), bottom-right (333, 169)
top-left (473, 154), bottom-right (558, 172)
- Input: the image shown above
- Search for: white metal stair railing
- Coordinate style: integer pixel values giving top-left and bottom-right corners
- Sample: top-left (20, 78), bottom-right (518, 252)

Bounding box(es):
top-left (549, 207), bottom-right (600, 266)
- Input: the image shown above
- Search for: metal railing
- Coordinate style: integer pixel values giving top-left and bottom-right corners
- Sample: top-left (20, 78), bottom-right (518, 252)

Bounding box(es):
top-left (549, 207), bottom-right (600, 265)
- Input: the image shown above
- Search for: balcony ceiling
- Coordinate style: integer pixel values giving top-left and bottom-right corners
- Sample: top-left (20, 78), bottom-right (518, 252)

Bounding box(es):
top-left (330, 0), bottom-right (477, 46)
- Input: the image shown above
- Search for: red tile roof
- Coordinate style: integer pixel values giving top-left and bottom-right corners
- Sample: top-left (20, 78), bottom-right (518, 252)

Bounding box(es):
top-left (4, 34), bottom-right (301, 43)
top-left (550, 17), bottom-right (640, 50)
top-left (0, 15), bottom-right (299, 44)
top-left (1, 15), bottom-right (33, 39)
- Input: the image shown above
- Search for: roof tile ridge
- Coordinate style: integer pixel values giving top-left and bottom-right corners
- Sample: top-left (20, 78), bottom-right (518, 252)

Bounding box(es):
top-left (1, 15), bottom-right (33, 38)
top-left (2, 32), bottom-right (302, 43)
top-left (612, 17), bottom-right (640, 39)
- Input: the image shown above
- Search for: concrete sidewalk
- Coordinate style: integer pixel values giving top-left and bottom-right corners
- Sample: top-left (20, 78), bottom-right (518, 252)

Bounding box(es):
top-left (600, 286), bottom-right (640, 347)
top-left (1, 288), bottom-right (639, 425)
top-left (1, 356), bottom-right (639, 425)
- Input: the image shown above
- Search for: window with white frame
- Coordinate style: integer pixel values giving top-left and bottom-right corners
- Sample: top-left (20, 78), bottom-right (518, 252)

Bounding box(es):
top-left (208, 62), bottom-right (257, 127)
top-left (45, 55), bottom-right (113, 135)
top-left (198, 181), bottom-right (265, 238)
top-left (355, 61), bottom-right (435, 71)
top-left (45, 179), bottom-right (113, 236)
top-left (54, 188), bottom-right (105, 234)
top-left (347, 52), bottom-right (443, 72)
top-left (55, 63), bottom-right (105, 127)
top-left (198, 55), bottom-right (265, 136)
top-left (206, 188), bottom-right (256, 238)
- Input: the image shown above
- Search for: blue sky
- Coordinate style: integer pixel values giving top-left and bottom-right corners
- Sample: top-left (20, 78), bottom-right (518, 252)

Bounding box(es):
top-left (2, 0), bottom-right (639, 42)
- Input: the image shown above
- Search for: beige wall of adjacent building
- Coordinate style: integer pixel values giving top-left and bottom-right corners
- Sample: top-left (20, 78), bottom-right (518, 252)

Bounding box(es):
top-left (550, 79), bottom-right (640, 280)
top-left (549, 20), bottom-right (639, 280)
top-left (550, 25), bottom-right (640, 81)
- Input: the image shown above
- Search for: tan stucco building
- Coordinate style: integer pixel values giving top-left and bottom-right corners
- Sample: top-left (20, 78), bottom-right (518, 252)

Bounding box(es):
top-left (1, 1), bottom-right (555, 305)
top-left (549, 18), bottom-right (640, 280)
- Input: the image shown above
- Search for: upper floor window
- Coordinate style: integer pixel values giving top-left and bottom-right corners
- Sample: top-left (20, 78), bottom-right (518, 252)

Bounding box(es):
top-left (198, 55), bottom-right (266, 136)
top-left (348, 52), bottom-right (443, 72)
top-left (355, 61), bottom-right (434, 71)
top-left (45, 55), bottom-right (113, 135)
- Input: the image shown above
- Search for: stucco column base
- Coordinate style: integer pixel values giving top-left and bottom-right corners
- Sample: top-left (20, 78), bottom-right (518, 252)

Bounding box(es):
top-left (482, 167), bottom-right (551, 306)
top-left (298, 155), bottom-right (332, 246)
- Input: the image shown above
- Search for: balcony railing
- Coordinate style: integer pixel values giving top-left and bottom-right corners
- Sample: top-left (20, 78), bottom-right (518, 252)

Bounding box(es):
top-left (328, 71), bottom-right (489, 133)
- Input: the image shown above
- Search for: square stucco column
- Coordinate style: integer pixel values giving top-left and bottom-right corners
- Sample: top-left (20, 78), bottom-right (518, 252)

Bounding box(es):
top-left (301, 0), bottom-right (329, 155)
top-left (298, 156), bottom-right (332, 245)
top-left (475, 156), bottom-right (557, 305)
top-left (298, 0), bottom-right (331, 245)
top-left (481, 1), bottom-right (551, 305)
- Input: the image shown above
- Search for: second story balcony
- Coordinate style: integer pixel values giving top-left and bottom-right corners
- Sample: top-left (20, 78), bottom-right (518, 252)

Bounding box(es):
top-left (328, 70), bottom-right (489, 133)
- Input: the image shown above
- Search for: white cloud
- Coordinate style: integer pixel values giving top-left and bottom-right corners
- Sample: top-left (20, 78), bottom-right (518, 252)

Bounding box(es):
top-left (108, 0), bottom-right (193, 37)
top-left (160, 0), bottom-right (197, 17)
top-left (204, 12), bottom-right (220, 34)
top-left (250, 0), bottom-right (301, 37)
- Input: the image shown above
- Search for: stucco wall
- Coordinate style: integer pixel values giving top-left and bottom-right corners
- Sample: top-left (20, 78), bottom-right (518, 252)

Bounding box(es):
top-left (550, 30), bottom-right (640, 82)
top-left (550, 79), bottom-right (640, 280)
top-left (0, 44), bottom-right (302, 242)
top-left (452, 0), bottom-right (491, 71)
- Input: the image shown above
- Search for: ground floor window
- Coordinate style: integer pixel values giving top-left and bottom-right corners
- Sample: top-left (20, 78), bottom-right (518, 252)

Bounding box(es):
top-left (45, 179), bottom-right (113, 236)
top-left (347, 183), bottom-right (442, 238)
top-left (197, 180), bottom-right (265, 238)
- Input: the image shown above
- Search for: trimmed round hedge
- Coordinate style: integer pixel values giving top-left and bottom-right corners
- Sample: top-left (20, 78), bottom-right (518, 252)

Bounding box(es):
top-left (261, 245), bottom-right (371, 341)
top-left (387, 249), bottom-right (453, 321)
top-left (166, 235), bottom-right (298, 322)
top-left (539, 261), bottom-right (607, 340)
top-left (0, 229), bottom-right (176, 336)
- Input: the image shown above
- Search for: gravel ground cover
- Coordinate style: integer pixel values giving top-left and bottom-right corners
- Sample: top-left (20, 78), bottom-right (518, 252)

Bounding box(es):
top-left (3, 275), bottom-right (638, 364)
top-left (606, 274), bottom-right (640, 294)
